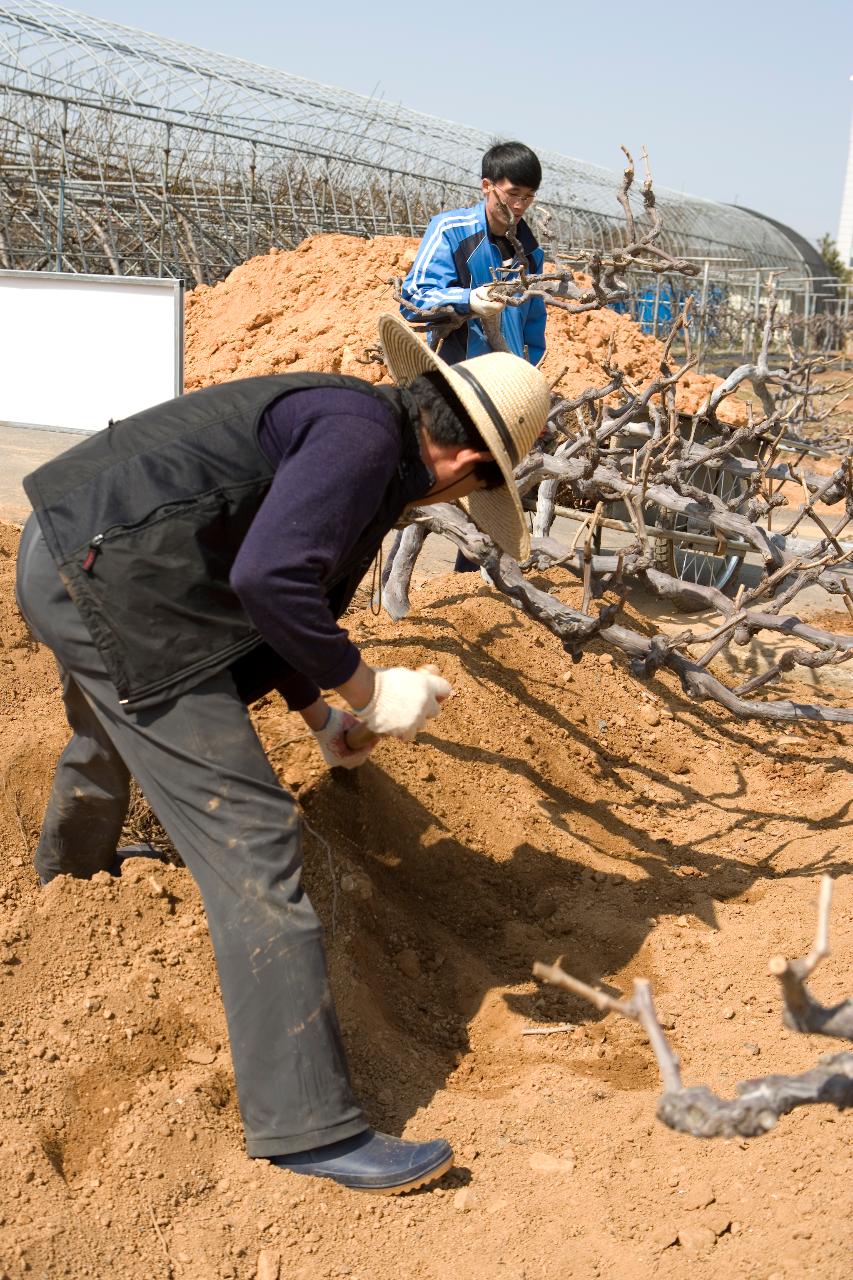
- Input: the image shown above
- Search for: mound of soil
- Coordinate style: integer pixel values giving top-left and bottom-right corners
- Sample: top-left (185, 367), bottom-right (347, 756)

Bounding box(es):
top-left (1, 520), bottom-right (850, 1279)
top-left (184, 235), bottom-right (745, 423)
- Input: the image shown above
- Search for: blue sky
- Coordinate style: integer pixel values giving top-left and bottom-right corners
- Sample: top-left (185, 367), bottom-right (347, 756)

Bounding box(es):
top-left (69, 0), bottom-right (852, 246)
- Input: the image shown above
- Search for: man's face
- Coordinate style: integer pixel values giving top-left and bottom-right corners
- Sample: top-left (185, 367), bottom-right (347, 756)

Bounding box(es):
top-left (482, 178), bottom-right (537, 234)
top-left (416, 418), bottom-right (495, 507)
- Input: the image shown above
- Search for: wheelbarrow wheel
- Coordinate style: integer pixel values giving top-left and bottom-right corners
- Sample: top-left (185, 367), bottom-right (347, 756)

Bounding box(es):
top-left (652, 461), bottom-right (749, 612)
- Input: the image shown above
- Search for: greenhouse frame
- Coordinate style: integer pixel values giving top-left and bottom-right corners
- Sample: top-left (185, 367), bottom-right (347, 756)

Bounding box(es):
top-left (0, 0), bottom-right (836, 333)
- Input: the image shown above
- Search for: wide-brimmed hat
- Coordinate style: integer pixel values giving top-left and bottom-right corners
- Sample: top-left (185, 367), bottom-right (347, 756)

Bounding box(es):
top-left (378, 313), bottom-right (550, 561)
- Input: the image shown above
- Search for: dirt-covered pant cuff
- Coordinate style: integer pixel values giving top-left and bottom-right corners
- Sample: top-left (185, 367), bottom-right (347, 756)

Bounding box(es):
top-left (246, 1115), bottom-right (369, 1159)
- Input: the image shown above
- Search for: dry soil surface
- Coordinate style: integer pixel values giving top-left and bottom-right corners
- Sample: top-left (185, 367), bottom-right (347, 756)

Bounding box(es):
top-left (1, 520), bottom-right (851, 1280)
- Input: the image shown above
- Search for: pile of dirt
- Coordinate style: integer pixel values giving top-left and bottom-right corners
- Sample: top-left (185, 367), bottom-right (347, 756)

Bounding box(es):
top-left (1, 519), bottom-right (850, 1279)
top-left (184, 234), bottom-right (745, 423)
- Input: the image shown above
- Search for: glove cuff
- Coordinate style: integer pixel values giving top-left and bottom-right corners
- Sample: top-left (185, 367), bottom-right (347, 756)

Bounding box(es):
top-left (352, 695), bottom-right (380, 733)
top-left (351, 674), bottom-right (382, 729)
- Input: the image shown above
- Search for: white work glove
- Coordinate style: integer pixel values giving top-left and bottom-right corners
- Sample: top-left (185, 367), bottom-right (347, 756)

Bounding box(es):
top-left (468, 285), bottom-right (505, 318)
top-left (354, 665), bottom-right (452, 742)
top-left (312, 707), bottom-right (375, 770)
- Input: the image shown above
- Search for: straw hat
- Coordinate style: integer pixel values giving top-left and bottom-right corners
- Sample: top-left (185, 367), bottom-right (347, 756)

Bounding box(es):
top-left (378, 313), bottom-right (550, 561)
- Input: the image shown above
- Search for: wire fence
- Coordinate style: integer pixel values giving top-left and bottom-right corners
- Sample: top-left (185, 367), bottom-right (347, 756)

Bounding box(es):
top-left (613, 269), bottom-right (851, 365)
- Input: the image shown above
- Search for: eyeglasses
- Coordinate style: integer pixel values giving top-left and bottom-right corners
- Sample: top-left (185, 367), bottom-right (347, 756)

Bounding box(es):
top-left (490, 183), bottom-right (536, 210)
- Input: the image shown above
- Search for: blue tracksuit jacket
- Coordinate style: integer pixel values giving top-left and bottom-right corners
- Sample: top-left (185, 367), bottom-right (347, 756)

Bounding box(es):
top-left (400, 201), bottom-right (546, 366)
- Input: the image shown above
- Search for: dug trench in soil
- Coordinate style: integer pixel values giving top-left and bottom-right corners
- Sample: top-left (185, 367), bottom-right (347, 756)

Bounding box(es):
top-left (0, 519), bottom-right (851, 1280)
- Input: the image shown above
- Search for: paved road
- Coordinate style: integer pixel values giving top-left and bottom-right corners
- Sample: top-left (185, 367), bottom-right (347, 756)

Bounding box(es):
top-left (0, 423), bottom-right (87, 526)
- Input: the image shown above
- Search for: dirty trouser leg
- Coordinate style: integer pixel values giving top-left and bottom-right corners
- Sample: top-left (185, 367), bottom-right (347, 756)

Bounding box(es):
top-left (16, 519), bottom-right (132, 884)
top-left (33, 667), bottom-right (131, 884)
top-left (16, 517), bottom-right (129, 883)
top-left (16, 520), bottom-right (367, 1156)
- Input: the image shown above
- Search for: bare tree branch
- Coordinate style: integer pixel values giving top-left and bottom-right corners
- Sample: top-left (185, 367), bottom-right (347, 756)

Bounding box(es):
top-left (380, 146), bottom-right (853, 724)
top-left (533, 877), bottom-right (853, 1138)
top-left (769, 876), bottom-right (853, 1040)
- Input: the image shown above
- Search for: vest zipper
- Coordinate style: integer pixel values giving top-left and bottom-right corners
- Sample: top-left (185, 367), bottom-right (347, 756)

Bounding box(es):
top-left (81, 534), bottom-right (104, 574)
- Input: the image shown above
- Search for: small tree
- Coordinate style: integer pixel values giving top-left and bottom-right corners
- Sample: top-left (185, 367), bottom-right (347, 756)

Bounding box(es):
top-left (817, 233), bottom-right (852, 284)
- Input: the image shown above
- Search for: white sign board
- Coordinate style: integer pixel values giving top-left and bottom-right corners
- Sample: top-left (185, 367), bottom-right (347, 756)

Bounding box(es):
top-left (0, 271), bottom-right (183, 434)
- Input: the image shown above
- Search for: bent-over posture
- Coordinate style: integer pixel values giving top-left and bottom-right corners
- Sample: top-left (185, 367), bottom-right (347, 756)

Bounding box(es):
top-left (16, 315), bottom-right (549, 1194)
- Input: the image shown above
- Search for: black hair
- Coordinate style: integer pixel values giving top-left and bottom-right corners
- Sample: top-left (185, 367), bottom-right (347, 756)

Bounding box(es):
top-left (481, 141), bottom-right (542, 192)
top-left (408, 372), bottom-right (504, 490)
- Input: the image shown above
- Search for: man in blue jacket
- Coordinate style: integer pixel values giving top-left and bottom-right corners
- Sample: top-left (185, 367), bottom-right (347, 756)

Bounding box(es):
top-left (400, 140), bottom-right (546, 367)
top-left (401, 141), bottom-right (546, 570)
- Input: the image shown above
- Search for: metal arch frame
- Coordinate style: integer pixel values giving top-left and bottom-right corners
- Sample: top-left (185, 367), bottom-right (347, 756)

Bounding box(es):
top-left (0, 0), bottom-right (819, 290)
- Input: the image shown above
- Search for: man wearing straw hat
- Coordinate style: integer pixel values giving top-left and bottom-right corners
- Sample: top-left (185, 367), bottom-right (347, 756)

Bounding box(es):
top-left (16, 315), bottom-right (549, 1195)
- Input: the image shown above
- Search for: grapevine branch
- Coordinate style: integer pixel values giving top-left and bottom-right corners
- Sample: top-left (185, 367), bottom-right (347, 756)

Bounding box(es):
top-left (533, 876), bottom-right (852, 1138)
top-left (381, 147), bottom-right (853, 723)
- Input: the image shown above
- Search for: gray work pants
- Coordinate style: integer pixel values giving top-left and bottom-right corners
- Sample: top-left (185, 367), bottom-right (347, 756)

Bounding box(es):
top-left (15, 517), bottom-right (366, 1157)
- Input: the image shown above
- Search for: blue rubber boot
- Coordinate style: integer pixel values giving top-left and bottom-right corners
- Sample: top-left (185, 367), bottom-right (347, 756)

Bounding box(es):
top-left (267, 1129), bottom-right (453, 1194)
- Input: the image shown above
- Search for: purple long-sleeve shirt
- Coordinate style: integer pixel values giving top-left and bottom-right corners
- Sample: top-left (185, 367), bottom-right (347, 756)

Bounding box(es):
top-left (229, 386), bottom-right (432, 711)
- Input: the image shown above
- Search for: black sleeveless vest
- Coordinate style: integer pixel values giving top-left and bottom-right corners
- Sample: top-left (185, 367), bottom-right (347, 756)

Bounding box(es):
top-left (24, 373), bottom-right (426, 710)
